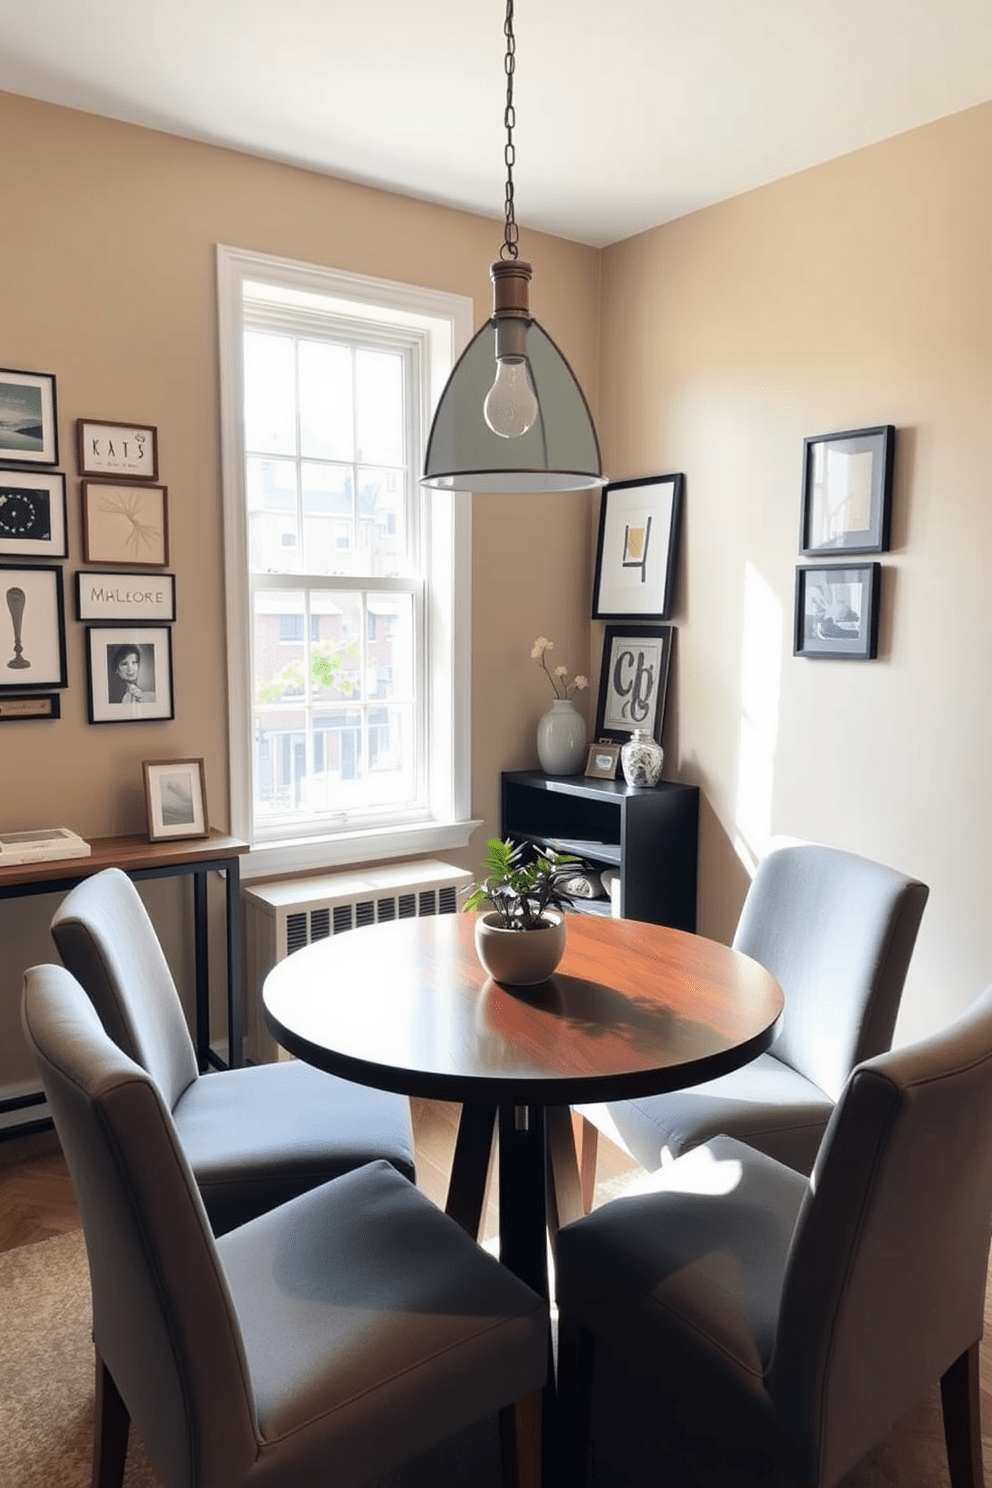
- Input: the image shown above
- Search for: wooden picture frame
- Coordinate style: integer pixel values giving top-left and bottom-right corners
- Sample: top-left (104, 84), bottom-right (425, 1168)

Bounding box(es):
top-left (82, 481), bottom-right (169, 567)
top-left (594, 623), bottom-right (673, 744)
top-left (143, 758), bottom-right (209, 841)
top-left (77, 419), bottom-right (159, 481)
top-left (592, 473), bottom-right (683, 620)
top-left (0, 369), bottom-right (59, 467)
top-left (800, 425), bottom-right (894, 555)
top-left (794, 563), bottom-right (881, 660)
top-left (86, 625), bottom-right (174, 722)
top-left (584, 741), bottom-right (621, 779)
top-left (0, 564), bottom-right (67, 691)
top-left (0, 470), bottom-right (67, 557)
top-left (75, 570), bottom-right (176, 623)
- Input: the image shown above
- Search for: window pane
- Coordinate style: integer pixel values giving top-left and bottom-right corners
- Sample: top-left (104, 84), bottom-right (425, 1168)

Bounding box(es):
top-left (357, 466), bottom-right (404, 576)
top-left (302, 462), bottom-right (353, 575)
top-left (311, 591), bottom-right (362, 701)
top-left (356, 349), bottom-right (404, 466)
top-left (247, 457), bottom-right (299, 574)
top-left (367, 593), bottom-right (413, 700)
top-left (299, 340), bottom-right (353, 462)
top-left (244, 332), bottom-right (297, 456)
top-left (255, 591), bottom-right (305, 703)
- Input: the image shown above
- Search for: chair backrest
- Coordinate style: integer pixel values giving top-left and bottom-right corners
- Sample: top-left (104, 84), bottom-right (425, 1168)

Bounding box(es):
top-left (21, 963), bottom-right (258, 1487)
top-left (733, 842), bottom-right (928, 1099)
top-left (50, 867), bottom-right (198, 1111)
top-left (769, 986), bottom-right (992, 1487)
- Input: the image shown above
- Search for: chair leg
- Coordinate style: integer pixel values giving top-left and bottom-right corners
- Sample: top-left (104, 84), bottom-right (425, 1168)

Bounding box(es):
top-left (498, 1390), bottom-right (542, 1488)
top-left (940, 1341), bottom-right (984, 1488)
top-left (554, 1315), bottom-right (596, 1488)
top-left (93, 1349), bottom-right (130, 1488)
top-left (576, 1114), bottom-right (599, 1214)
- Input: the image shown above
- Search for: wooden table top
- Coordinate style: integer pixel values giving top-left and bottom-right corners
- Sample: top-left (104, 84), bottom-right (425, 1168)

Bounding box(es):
top-left (263, 912), bottom-right (784, 1105)
top-left (0, 829), bottom-right (248, 891)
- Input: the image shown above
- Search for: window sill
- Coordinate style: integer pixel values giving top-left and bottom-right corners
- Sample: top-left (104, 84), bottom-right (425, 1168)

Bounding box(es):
top-left (240, 817), bottom-right (482, 882)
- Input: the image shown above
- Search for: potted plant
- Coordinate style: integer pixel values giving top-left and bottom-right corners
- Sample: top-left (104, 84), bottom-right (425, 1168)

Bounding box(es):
top-left (464, 836), bottom-right (579, 984)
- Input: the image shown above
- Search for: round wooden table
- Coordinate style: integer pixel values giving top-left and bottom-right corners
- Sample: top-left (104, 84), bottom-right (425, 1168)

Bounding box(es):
top-left (263, 911), bottom-right (784, 1300)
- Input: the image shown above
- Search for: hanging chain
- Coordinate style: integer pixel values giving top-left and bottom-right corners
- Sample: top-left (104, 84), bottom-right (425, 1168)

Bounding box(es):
top-left (500, 0), bottom-right (519, 260)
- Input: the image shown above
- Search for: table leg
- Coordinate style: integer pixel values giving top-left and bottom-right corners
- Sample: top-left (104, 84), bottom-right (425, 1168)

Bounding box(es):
top-left (225, 860), bottom-right (243, 1069)
top-left (497, 1103), bottom-right (549, 1299)
top-left (192, 869), bottom-right (210, 1072)
top-left (446, 1102), bottom-right (497, 1236)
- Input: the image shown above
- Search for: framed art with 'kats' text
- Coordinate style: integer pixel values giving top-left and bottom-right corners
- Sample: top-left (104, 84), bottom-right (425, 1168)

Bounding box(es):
top-left (0, 564), bottom-right (67, 691)
top-left (0, 471), bottom-right (67, 557)
top-left (592, 473), bottom-right (683, 621)
top-left (86, 625), bottom-right (174, 723)
top-left (143, 758), bottom-right (209, 842)
top-left (0, 370), bottom-right (59, 467)
top-left (77, 419), bottom-right (159, 480)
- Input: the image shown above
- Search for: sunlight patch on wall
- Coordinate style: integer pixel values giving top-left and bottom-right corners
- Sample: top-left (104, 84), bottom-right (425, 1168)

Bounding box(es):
top-left (733, 562), bottom-right (783, 876)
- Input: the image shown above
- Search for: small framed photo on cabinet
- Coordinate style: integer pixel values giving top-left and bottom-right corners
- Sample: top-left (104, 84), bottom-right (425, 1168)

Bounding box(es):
top-left (143, 758), bottom-right (209, 842)
top-left (584, 741), bottom-right (621, 779)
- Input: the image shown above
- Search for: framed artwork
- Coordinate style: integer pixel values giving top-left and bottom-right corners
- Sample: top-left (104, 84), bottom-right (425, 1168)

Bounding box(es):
top-left (0, 369), bottom-right (59, 467)
top-left (0, 693), bottom-right (61, 721)
top-left (77, 419), bottom-right (159, 480)
top-left (794, 563), bottom-right (881, 660)
top-left (86, 625), bottom-right (174, 722)
top-left (76, 570), bottom-right (176, 623)
top-left (0, 471), bottom-right (67, 557)
top-left (143, 758), bottom-right (209, 841)
top-left (0, 564), bottom-right (67, 690)
top-left (592, 473), bottom-right (683, 621)
top-left (800, 425), bottom-right (894, 555)
top-left (594, 623), bottom-right (673, 744)
top-left (82, 481), bottom-right (169, 566)
top-left (584, 741), bottom-right (621, 779)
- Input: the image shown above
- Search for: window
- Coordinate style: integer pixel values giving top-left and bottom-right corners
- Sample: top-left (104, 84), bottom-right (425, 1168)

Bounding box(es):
top-left (217, 246), bottom-right (477, 876)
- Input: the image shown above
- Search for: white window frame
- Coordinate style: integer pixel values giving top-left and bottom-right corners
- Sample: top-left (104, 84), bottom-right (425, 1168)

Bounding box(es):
top-left (217, 245), bottom-right (478, 879)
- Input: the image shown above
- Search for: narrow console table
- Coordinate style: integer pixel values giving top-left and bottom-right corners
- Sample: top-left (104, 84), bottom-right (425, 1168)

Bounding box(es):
top-left (0, 830), bottom-right (249, 1109)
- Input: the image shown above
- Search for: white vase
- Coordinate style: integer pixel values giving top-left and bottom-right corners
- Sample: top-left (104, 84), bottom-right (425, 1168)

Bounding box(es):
top-left (620, 728), bottom-right (664, 787)
top-left (475, 910), bottom-right (567, 985)
top-left (537, 698), bottom-right (587, 776)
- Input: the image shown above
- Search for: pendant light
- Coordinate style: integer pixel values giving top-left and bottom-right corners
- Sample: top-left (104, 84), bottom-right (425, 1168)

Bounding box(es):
top-left (421, 0), bottom-right (604, 493)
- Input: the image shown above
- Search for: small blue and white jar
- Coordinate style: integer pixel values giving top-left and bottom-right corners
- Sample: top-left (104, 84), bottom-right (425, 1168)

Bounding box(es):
top-left (620, 729), bottom-right (664, 787)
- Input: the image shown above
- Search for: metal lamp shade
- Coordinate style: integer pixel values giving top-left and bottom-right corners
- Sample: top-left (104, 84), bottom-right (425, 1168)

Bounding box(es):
top-left (421, 317), bottom-right (604, 493)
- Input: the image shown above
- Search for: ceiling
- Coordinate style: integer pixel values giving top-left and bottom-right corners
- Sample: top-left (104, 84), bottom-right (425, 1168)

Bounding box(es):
top-left (2, 0), bottom-right (991, 247)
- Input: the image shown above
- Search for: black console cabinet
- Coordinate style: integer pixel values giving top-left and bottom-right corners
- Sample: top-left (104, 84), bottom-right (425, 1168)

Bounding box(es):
top-left (500, 770), bottom-right (699, 930)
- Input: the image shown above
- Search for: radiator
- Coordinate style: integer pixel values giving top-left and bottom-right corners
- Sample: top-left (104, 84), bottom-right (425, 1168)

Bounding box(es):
top-left (243, 857), bottom-right (473, 1063)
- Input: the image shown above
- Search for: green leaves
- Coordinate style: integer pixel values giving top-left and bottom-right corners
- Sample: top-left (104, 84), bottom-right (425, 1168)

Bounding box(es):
top-left (464, 836), bottom-right (580, 930)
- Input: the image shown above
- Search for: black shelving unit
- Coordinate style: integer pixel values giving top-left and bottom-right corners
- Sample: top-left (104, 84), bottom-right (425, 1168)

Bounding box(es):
top-left (500, 770), bottom-right (699, 930)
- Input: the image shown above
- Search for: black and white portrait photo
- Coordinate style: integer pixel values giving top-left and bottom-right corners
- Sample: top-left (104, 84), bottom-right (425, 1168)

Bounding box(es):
top-left (86, 626), bottom-right (174, 723)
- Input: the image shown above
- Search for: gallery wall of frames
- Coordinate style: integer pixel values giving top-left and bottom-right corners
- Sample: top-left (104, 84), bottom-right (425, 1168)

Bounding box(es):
top-left (0, 366), bottom-right (176, 727)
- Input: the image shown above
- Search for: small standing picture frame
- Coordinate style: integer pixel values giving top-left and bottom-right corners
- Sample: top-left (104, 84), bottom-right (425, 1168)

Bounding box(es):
top-left (0, 564), bottom-right (67, 691)
top-left (86, 625), bottom-right (175, 722)
top-left (143, 758), bottom-right (209, 841)
top-left (0, 471), bottom-right (67, 557)
top-left (592, 473), bottom-right (683, 621)
top-left (0, 369), bottom-right (59, 467)
top-left (77, 419), bottom-right (159, 481)
top-left (800, 425), bottom-right (894, 555)
top-left (584, 741), bottom-right (622, 779)
top-left (82, 481), bottom-right (169, 567)
top-left (794, 563), bottom-right (881, 660)
top-left (594, 623), bottom-right (673, 744)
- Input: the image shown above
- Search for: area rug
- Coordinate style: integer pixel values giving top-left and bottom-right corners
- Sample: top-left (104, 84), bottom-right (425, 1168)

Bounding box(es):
top-left (2, 1228), bottom-right (990, 1487)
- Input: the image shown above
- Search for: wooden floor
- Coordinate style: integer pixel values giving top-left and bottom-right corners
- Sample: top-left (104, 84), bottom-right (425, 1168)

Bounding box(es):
top-left (0, 1098), bottom-right (639, 1254)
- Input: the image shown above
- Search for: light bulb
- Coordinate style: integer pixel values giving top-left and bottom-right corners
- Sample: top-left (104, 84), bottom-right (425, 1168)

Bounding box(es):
top-left (483, 357), bottom-right (538, 439)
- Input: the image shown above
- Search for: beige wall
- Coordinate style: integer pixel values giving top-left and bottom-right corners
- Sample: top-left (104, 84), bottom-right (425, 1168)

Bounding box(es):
top-left (598, 101), bottom-right (992, 1042)
top-left (0, 91), bottom-right (600, 1091)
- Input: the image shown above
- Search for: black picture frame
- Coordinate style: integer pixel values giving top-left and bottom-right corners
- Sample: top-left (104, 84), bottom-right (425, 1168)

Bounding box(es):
top-left (594, 623), bottom-right (673, 744)
top-left (0, 693), bottom-right (61, 721)
top-left (0, 470), bottom-right (67, 557)
top-left (75, 570), bottom-right (176, 623)
top-left (794, 563), bottom-right (881, 660)
top-left (0, 563), bottom-right (68, 690)
top-left (86, 625), bottom-right (175, 723)
top-left (0, 369), bottom-right (59, 468)
top-left (800, 425), bottom-right (894, 555)
top-left (592, 473), bottom-right (683, 620)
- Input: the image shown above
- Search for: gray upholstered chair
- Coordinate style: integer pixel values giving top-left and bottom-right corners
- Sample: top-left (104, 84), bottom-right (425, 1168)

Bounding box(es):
top-left (50, 866), bottom-right (415, 1234)
top-left (575, 841), bottom-right (928, 1202)
top-left (556, 986), bottom-right (992, 1488)
top-left (22, 962), bottom-right (546, 1488)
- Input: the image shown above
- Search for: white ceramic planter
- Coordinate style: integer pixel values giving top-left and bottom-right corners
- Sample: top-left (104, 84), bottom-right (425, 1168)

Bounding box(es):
top-left (474, 910), bottom-right (566, 985)
top-left (536, 698), bottom-right (587, 776)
